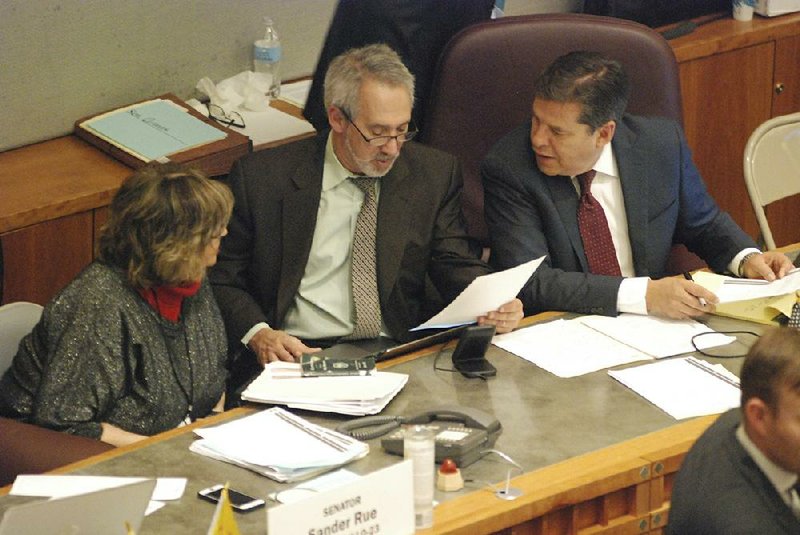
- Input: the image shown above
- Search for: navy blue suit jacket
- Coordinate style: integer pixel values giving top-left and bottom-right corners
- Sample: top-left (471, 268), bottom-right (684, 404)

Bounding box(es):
top-left (482, 115), bottom-right (756, 316)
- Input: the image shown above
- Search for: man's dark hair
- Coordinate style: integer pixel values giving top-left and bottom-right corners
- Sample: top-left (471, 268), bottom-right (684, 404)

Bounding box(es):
top-left (741, 327), bottom-right (800, 409)
top-left (534, 50), bottom-right (630, 131)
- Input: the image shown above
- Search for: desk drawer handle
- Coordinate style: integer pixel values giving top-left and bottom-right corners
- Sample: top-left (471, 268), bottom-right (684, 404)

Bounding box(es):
top-left (775, 83), bottom-right (785, 95)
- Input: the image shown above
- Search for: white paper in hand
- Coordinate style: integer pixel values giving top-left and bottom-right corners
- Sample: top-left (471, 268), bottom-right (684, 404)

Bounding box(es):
top-left (412, 257), bottom-right (543, 330)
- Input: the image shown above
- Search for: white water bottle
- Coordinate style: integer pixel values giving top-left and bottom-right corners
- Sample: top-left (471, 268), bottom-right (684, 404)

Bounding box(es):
top-left (404, 425), bottom-right (434, 529)
top-left (253, 16), bottom-right (281, 97)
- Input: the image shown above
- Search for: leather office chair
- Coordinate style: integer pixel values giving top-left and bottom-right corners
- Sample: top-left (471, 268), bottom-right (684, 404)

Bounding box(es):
top-left (420, 13), bottom-right (704, 273)
top-left (743, 112), bottom-right (800, 250)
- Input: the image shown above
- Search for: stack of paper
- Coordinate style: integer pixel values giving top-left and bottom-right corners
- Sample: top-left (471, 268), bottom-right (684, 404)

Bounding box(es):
top-left (492, 314), bottom-right (732, 377)
top-left (608, 357), bottom-right (741, 419)
top-left (242, 362), bottom-right (408, 415)
top-left (692, 269), bottom-right (800, 325)
top-left (190, 407), bottom-right (369, 482)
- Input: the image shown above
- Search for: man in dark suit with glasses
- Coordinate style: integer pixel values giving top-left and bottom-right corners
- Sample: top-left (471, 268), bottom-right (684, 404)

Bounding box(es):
top-left (210, 44), bottom-right (522, 391)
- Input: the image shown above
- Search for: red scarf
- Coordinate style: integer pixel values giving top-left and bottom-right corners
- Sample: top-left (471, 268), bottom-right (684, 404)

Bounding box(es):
top-left (137, 281), bottom-right (201, 323)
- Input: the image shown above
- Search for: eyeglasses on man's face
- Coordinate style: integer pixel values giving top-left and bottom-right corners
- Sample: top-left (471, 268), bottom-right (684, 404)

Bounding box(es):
top-left (339, 108), bottom-right (417, 147)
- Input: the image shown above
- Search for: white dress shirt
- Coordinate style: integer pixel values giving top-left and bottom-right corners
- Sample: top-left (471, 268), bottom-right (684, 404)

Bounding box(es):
top-left (580, 143), bottom-right (758, 315)
top-left (242, 134), bottom-right (380, 344)
top-left (737, 424), bottom-right (800, 518)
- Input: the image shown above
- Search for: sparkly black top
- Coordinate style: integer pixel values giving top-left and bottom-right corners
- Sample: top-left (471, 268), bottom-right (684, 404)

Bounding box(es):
top-left (0, 262), bottom-right (227, 439)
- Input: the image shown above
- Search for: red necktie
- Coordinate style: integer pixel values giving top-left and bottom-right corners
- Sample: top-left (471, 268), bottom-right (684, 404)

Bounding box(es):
top-left (577, 170), bottom-right (622, 276)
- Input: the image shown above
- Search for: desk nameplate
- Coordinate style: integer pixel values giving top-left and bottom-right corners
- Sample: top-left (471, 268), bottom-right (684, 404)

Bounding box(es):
top-left (267, 461), bottom-right (414, 535)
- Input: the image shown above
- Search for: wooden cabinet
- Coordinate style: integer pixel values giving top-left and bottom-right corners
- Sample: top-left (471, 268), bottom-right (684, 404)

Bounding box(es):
top-left (1, 213), bottom-right (94, 304)
top-left (670, 13), bottom-right (800, 247)
top-left (0, 137), bottom-right (129, 305)
top-left (0, 101), bottom-right (308, 305)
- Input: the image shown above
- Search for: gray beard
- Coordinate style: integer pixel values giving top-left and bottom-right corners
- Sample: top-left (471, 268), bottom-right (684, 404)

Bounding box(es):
top-left (344, 136), bottom-right (397, 177)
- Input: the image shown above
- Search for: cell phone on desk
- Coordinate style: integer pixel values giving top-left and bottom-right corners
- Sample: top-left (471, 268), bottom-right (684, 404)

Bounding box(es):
top-left (197, 484), bottom-right (265, 512)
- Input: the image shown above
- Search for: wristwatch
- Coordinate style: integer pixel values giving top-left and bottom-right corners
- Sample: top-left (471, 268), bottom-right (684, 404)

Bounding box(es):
top-left (738, 252), bottom-right (760, 277)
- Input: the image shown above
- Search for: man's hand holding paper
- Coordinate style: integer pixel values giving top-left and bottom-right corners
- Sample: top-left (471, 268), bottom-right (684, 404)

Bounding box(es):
top-left (413, 257), bottom-right (543, 331)
top-left (739, 251), bottom-right (794, 281)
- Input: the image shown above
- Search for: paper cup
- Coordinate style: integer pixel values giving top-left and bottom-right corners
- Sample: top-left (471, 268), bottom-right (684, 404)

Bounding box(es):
top-left (733, 4), bottom-right (754, 21)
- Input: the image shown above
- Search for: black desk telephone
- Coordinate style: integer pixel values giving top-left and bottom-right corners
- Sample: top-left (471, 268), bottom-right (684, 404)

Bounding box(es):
top-left (335, 405), bottom-right (501, 467)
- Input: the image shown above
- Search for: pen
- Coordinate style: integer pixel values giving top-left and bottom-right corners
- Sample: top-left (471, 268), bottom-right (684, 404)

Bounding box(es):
top-left (683, 272), bottom-right (708, 307)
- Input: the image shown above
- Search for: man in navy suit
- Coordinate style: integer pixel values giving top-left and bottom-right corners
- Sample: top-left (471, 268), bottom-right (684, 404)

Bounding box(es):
top-left (668, 327), bottom-right (800, 534)
top-left (482, 51), bottom-right (792, 319)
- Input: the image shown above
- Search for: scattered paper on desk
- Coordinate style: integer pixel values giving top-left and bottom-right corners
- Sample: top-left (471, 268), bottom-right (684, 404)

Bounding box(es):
top-left (80, 99), bottom-right (226, 161)
top-left (692, 270), bottom-right (798, 324)
top-left (608, 356), bottom-right (740, 419)
top-left (229, 107), bottom-right (315, 149)
top-left (268, 469), bottom-right (360, 504)
top-left (413, 256), bottom-right (544, 330)
top-left (492, 315), bottom-right (733, 377)
top-left (10, 475), bottom-right (182, 517)
top-left (694, 268), bottom-right (800, 303)
top-left (191, 407), bottom-right (369, 482)
top-left (242, 362), bottom-right (407, 415)
top-left (580, 314), bottom-right (731, 358)
top-left (279, 80), bottom-right (313, 108)
top-left (10, 475), bottom-right (185, 501)
top-left (492, 318), bottom-right (650, 377)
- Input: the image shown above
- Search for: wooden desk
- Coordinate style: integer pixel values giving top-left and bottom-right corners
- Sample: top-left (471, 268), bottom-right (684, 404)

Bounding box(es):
top-left (1, 308), bottom-right (780, 535)
top-left (0, 101), bottom-right (314, 305)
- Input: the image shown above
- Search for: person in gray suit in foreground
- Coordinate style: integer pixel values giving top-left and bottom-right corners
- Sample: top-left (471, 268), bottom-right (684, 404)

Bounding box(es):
top-left (668, 327), bottom-right (800, 534)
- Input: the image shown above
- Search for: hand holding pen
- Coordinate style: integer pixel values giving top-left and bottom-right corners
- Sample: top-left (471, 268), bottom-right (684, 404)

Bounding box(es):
top-left (645, 274), bottom-right (718, 320)
top-left (683, 272), bottom-right (708, 307)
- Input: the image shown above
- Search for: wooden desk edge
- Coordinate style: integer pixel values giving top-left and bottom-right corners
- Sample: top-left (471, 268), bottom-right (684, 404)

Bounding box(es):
top-left (667, 10), bottom-right (800, 63)
top-left (424, 414), bottom-right (718, 534)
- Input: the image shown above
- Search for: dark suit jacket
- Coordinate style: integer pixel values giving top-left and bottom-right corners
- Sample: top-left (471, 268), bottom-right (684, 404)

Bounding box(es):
top-left (667, 409), bottom-right (800, 534)
top-left (482, 115), bottom-right (756, 316)
top-left (210, 134), bottom-right (488, 347)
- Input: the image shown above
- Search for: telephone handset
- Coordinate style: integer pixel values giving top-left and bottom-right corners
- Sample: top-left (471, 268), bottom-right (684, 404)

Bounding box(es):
top-left (335, 405), bottom-right (502, 467)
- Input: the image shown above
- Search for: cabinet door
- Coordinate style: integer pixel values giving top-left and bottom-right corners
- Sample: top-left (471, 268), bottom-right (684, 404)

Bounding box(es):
top-left (1, 212), bottom-right (93, 305)
top-left (679, 43), bottom-right (774, 239)
top-left (763, 34), bottom-right (800, 247)
top-left (773, 34), bottom-right (800, 116)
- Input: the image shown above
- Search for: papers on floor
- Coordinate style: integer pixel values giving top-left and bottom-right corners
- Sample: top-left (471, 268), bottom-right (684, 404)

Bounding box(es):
top-left (413, 256), bottom-right (544, 330)
top-left (692, 269), bottom-right (799, 324)
top-left (241, 362), bottom-right (407, 415)
top-left (608, 356), bottom-right (740, 419)
top-left (190, 407), bottom-right (369, 482)
top-left (492, 314), bottom-right (733, 377)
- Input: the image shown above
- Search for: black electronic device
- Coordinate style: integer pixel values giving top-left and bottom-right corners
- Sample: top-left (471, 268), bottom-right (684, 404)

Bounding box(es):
top-left (336, 405), bottom-right (501, 467)
top-left (451, 325), bottom-right (496, 378)
top-left (304, 325), bottom-right (469, 364)
top-left (197, 485), bottom-right (265, 512)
